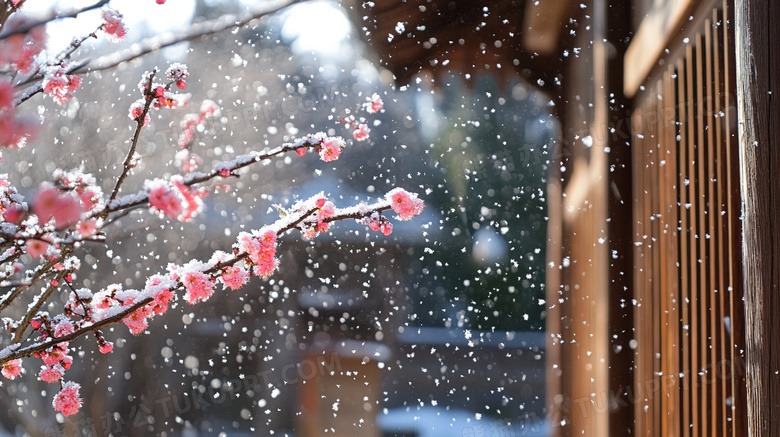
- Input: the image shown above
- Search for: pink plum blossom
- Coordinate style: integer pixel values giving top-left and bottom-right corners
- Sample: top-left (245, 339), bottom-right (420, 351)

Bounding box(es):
top-left (39, 365), bottom-right (63, 383)
top-left (26, 239), bottom-right (50, 259)
top-left (2, 205), bottom-right (24, 223)
top-left (52, 382), bottom-right (82, 416)
top-left (148, 183), bottom-right (184, 219)
top-left (0, 80), bottom-right (13, 109)
top-left (220, 265), bottom-right (249, 290)
top-left (53, 195), bottom-right (82, 229)
top-left (42, 70), bottom-right (81, 105)
top-left (34, 187), bottom-right (59, 225)
top-left (353, 124), bottom-right (370, 141)
top-left (53, 320), bottom-right (74, 338)
top-left (365, 94), bottom-right (384, 113)
top-left (98, 342), bottom-right (114, 354)
top-left (1, 359), bottom-right (22, 379)
top-left (122, 308), bottom-right (148, 335)
top-left (34, 187), bottom-right (83, 228)
top-left (387, 188), bottom-right (424, 220)
top-left (182, 270), bottom-right (214, 304)
top-left (77, 219), bottom-right (98, 237)
top-left (319, 138), bottom-right (343, 162)
top-left (101, 8), bottom-right (127, 42)
top-left (129, 100), bottom-right (150, 126)
top-left (238, 229), bottom-right (278, 278)
top-left (151, 288), bottom-right (173, 314)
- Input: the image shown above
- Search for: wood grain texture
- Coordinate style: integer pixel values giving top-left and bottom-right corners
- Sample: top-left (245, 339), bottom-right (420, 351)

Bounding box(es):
top-left (734, 0), bottom-right (780, 435)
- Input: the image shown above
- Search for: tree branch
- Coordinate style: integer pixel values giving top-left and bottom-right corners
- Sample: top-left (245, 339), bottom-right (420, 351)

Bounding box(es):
top-left (0, 198), bottom-right (394, 365)
top-left (0, 0), bottom-right (109, 40)
top-left (78, 1), bottom-right (303, 75)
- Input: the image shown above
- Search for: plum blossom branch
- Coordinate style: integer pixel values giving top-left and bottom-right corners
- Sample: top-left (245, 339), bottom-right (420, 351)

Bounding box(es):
top-left (0, 192), bottom-right (413, 365)
top-left (92, 134), bottom-right (338, 218)
top-left (0, 248), bottom-right (72, 314)
top-left (105, 71), bottom-right (157, 210)
top-left (12, 269), bottom-right (69, 342)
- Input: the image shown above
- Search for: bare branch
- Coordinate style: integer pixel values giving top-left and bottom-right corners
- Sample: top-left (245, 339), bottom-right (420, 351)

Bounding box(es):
top-left (0, 0), bottom-right (110, 40)
top-left (76, 0), bottom-right (303, 75)
top-left (104, 71), bottom-right (157, 213)
top-left (12, 270), bottom-right (69, 343)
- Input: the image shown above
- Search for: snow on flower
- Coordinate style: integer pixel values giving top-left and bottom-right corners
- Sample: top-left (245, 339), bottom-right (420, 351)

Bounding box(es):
top-left (146, 275), bottom-right (175, 315)
top-left (364, 93), bottom-right (384, 113)
top-left (129, 99), bottom-right (150, 126)
top-left (98, 341), bottom-right (114, 354)
top-left (220, 265), bottom-right (249, 290)
top-left (146, 179), bottom-right (204, 221)
top-left (182, 270), bottom-right (214, 304)
top-left (122, 307), bottom-right (148, 335)
top-left (1, 359), bottom-right (22, 380)
top-left (166, 62), bottom-right (189, 89)
top-left (52, 382), bottom-right (82, 416)
top-left (200, 99), bottom-right (219, 117)
top-left (39, 365), bottom-right (63, 383)
top-left (352, 124), bottom-right (370, 141)
top-left (42, 68), bottom-right (82, 105)
top-left (386, 188), bottom-right (424, 220)
top-left (41, 345), bottom-right (69, 366)
top-left (379, 221), bottom-right (393, 236)
top-left (319, 137), bottom-right (344, 162)
top-left (101, 8), bottom-right (127, 42)
top-left (53, 319), bottom-right (74, 338)
top-left (237, 228), bottom-right (278, 278)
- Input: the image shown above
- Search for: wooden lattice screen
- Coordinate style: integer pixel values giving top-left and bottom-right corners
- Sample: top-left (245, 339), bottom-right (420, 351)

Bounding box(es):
top-left (630, 1), bottom-right (746, 435)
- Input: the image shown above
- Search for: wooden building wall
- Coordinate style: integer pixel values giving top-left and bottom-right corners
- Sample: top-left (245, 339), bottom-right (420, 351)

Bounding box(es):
top-left (628, 1), bottom-right (747, 435)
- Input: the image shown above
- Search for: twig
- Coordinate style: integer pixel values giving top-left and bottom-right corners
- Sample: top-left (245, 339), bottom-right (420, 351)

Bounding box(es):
top-left (0, 248), bottom-right (71, 314)
top-left (12, 269), bottom-right (69, 342)
top-left (11, 1), bottom-right (302, 106)
top-left (92, 137), bottom-right (324, 219)
top-left (0, 0), bottom-right (110, 40)
top-left (104, 71), bottom-right (157, 214)
top-left (75, 1), bottom-right (302, 75)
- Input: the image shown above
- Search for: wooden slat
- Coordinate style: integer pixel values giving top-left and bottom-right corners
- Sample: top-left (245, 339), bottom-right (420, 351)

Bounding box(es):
top-left (685, 40), bottom-right (701, 437)
top-left (704, 18), bottom-right (724, 437)
top-left (711, 9), bottom-right (729, 437)
top-left (676, 55), bottom-right (692, 437)
top-left (694, 30), bottom-right (711, 437)
top-left (649, 85), bottom-right (661, 437)
top-left (663, 65), bottom-right (681, 437)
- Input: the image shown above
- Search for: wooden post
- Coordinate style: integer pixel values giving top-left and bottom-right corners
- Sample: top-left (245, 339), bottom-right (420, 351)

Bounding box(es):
top-left (734, 0), bottom-right (780, 435)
